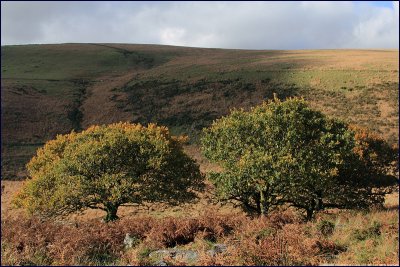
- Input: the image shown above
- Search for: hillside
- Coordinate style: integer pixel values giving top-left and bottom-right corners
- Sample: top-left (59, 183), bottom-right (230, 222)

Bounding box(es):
top-left (1, 44), bottom-right (399, 179)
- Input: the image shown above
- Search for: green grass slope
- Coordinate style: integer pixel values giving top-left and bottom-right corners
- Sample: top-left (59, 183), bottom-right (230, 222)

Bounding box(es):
top-left (1, 44), bottom-right (399, 178)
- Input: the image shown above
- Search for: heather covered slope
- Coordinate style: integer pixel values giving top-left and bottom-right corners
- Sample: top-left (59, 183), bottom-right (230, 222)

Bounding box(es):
top-left (1, 44), bottom-right (398, 178)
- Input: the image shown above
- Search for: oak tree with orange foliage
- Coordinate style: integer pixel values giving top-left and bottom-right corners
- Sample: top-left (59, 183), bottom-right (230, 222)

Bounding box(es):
top-left (14, 123), bottom-right (203, 221)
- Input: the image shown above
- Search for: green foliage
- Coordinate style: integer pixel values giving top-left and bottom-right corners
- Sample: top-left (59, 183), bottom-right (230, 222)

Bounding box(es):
top-left (14, 122), bottom-right (204, 221)
top-left (201, 96), bottom-right (395, 219)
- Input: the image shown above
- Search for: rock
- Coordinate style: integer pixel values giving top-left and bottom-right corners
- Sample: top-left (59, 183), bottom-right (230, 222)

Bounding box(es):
top-left (149, 249), bottom-right (175, 259)
top-left (175, 249), bottom-right (198, 262)
top-left (149, 248), bottom-right (198, 264)
top-left (213, 243), bottom-right (227, 253)
top-left (149, 244), bottom-right (227, 264)
top-left (207, 243), bottom-right (228, 257)
top-left (123, 233), bottom-right (137, 249)
top-left (154, 260), bottom-right (168, 266)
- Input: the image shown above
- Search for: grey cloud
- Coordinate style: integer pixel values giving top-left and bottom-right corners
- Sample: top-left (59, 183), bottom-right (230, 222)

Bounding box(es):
top-left (1, 1), bottom-right (399, 49)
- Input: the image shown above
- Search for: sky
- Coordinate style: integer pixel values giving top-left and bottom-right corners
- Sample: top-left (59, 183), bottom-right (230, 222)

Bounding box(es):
top-left (1, 1), bottom-right (399, 49)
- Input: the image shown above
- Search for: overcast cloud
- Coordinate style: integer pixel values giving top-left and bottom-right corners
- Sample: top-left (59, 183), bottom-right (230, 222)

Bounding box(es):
top-left (1, 1), bottom-right (399, 49)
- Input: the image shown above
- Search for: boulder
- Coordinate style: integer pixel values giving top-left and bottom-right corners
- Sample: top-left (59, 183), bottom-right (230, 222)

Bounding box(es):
top-left (149, 248), bottom-right (199, 265)
top-left (207, 243), bottom-right (228, 257)
top-left (123, 233), bottom-right (138, 249)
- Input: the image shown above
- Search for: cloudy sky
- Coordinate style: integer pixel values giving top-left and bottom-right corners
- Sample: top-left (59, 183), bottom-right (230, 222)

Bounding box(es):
top-left (1, 1), bottom-right (399, 49)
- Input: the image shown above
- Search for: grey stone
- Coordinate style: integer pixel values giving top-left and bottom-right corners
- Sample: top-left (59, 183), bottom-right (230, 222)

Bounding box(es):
top-left (149, 249), bottom-right (176, 259)
top-left (174, 249), bottom-right (198, 262)
top-left (149, 248), bottom-right (198, 263)
top-left (123, 233), bottom-right (137, 249)
top-left (213, 243), bottom-right (227, 253)
top-left (207, 243), bottom-right (228, 257)
top-left (154, 260), bottom-right (168, 266)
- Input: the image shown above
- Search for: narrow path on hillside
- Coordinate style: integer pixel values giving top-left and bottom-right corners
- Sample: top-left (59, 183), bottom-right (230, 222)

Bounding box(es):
top-left (80, 73), bottom-right (136, 129)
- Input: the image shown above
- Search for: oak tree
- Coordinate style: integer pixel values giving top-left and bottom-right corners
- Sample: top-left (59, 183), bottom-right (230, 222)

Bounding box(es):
top-left (201, 96), bottom-right (396, 219)
top-left (14, 123), bottom-right (204, 221)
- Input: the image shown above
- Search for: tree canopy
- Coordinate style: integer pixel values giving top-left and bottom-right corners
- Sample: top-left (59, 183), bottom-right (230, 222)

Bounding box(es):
top-left (14, 122), bottom-right (204, 221)
top-left (201, 96), bottom-right (397, 219)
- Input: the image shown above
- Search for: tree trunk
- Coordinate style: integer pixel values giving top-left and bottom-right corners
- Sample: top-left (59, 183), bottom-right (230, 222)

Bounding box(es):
top-left (315, 191), bottom-right (323, 211)
top-left (259, 191), bottom-right (268, 216)
top-left (256, 197), bottom-right (261, 213)
top-left (316, 198), bottom-right (323, 211)
top-left (104, 204), bottom-right (119, 222)
top-left (306, 209), bottom-right (314, 221)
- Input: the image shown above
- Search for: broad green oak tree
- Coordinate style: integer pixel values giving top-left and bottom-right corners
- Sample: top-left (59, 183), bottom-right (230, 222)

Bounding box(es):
top-left (201, 96), bottom-right (396, 219)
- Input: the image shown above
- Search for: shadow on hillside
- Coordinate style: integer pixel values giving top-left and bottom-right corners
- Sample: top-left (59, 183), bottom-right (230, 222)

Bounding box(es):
top-left (120, 50), bottom-right (310, 140)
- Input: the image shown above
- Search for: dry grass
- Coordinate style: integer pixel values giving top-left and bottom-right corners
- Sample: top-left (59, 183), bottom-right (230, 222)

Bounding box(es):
top-left (0, 210), bottom-right (328, 266)
top-left (2, 206), bottom-right (397, 266)
top-left (326, 208), bottom-right (399, 265)
top-left (1, 179), bottom-right (398, 266)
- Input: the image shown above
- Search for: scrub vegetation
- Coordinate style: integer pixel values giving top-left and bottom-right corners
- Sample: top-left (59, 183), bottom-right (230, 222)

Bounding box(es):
top-left (1, 44), bottom-right (398, 266)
